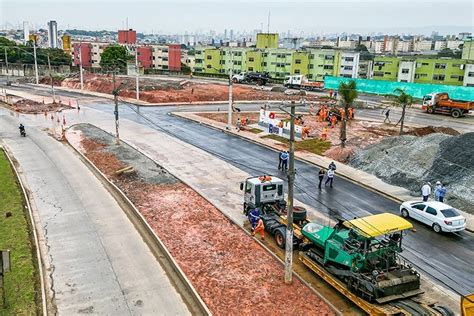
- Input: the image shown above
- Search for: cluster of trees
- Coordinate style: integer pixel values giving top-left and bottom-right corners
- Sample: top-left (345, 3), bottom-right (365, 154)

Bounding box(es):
top-left (0, 36), bottom-right (71, 66)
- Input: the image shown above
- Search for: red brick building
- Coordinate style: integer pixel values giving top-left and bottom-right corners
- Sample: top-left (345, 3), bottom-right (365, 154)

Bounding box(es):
top-left (118, 29), bottom-right (137, 44)
top-left (168, 44), bottom-right (181, 71)
top-left (137, 46), bottom-right (153, 69)
top-left (72, 43), bottom-right (92, 67)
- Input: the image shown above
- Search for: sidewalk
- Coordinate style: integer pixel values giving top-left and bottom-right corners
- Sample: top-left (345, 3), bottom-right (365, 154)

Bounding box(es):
top-left (171, 111), bottom-right (474, 232)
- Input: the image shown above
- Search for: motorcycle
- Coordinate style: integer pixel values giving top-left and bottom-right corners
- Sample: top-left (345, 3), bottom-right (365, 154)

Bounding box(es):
top-left (19, 124), bottom-right (26, 137)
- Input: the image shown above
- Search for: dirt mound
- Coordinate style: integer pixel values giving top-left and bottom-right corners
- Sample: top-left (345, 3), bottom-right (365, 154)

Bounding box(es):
top-left (11, 98), bottom-right (73, 114)
top-left (407, 126), bottom-right (460, 137)
top-left (325, 146), bottom-right (355, 163)
top-left (350, 132), bottom-right (474, 213)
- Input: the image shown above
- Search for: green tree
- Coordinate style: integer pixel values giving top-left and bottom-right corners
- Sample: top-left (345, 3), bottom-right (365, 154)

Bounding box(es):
top-left (338, 80), bottom-right (358, 148)
top-left (437, 48), bottom-right (455, 58)
top-left (355, 44), bottom-right (369, 52)
top-left (393, 88), bottom-right (413, 135)
top-left (100, 45), bottom-right (132, 71)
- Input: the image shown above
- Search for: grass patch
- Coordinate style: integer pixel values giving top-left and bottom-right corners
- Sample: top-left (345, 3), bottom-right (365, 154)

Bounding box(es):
top-left (0, 151), bottom-right (40, 314)
top-left (247, 128), bottom-right (263, 134)
top-left (261, 134), bottom-right (331, 155)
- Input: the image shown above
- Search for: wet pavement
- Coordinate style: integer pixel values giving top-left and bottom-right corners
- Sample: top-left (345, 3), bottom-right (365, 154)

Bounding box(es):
top-left (3, 84), bottom-right (474, 297)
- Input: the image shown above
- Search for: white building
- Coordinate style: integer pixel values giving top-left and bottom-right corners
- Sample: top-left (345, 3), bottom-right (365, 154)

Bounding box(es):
top-left (358, 60), bottom-right (373, 79)
top-left (47, 20), bottom-right (58, 48)
top-left (434, 40), bottom-right (447, 51)
top-left (413, 40), bottom-right (432, 52)
top-left (339, 52), bottom-right (360, 78)
top-left (23, 21), bottom-right (29, 45)
top-left (463, 63), bottom-right (474, 87)
top-left (397, 60), bottom-right (416, 82)
top-left (151, 45), bottom-right (169, 70)
top-left (446, 40), bottom-right (463, 50)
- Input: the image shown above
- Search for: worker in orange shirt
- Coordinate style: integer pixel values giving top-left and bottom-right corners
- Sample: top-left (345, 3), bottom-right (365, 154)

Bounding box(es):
top-left (348, 107), bottom-right (354, 120)
top-left (339, 108), bottom-right (345, 120)
top-left (252, 217), bottom-right (265, 240)
top-left (330, 114), bottom-right (337, 128)
top-left (321, 127), bottom-right (328, 140)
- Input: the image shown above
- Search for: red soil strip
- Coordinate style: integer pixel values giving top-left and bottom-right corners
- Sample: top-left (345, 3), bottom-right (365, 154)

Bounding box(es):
top-left (79, 137), bottom-right (334, 315)
top-left (58, 74), bottom-right (333, 104)
top-left (11, 98), bottom-right (73, 114)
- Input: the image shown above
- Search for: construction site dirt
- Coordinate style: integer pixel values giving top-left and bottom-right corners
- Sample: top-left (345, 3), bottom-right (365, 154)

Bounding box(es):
top-left (70, 123), bottom-right (336, 315)
top-left (54, 73), bottom-right (336, 104)
top-left (5, 98), bottom-right (74, 114)
top-left (197, 111), bottom-right (401, 162)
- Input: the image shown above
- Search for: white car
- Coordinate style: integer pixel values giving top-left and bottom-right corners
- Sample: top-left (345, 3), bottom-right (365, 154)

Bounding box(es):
top-left (400, 201), bottom-right (466, 233)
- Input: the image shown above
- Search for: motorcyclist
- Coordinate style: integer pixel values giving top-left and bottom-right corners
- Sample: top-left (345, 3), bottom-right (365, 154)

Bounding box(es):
top-left (19, 123), bottom-right (25, 136)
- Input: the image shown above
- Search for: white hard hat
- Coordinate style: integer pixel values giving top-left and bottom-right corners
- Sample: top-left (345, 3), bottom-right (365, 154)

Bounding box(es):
top-left (436, 181), bottom-right (441, 185)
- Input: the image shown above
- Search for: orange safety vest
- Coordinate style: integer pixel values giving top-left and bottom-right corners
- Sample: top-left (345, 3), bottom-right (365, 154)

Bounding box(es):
top-left (255, 219), bottom-right (264, 230)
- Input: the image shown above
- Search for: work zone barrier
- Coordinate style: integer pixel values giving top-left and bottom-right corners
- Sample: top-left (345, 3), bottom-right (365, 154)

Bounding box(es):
top-left (324, 76), bottom-right (474, 101)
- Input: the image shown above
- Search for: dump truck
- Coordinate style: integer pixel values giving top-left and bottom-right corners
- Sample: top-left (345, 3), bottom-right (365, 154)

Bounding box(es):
top-left (232, 72), bottom-right (270, 86)
top-left (284, 75), bottom-right (324, 91)
top-left (240, 175), bottom-right (454, 315)
top-left (422, 92), bottom-right (474, 118)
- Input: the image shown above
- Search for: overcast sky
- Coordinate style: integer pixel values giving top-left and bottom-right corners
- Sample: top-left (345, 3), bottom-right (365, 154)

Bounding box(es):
top-left (1, 0), bottom-right (473, 35)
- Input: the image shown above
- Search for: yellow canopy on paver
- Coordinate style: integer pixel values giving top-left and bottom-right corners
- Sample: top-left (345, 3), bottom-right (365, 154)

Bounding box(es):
top-left (344, 213), bottom-right (413, 238)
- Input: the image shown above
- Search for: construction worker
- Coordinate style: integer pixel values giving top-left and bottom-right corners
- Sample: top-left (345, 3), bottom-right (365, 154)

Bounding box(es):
top-left (339, 108), bottom-right (345, 120)
top-left (434, 181), bottom-right (447, 203)
top-left (252, 217), bottom-right (265, 240)
top-left (248, 208), bottom-right (260, 230)
top-left (278, 150), bottom-right (284, 170)
top-left (321, 127), bottom-right (328, 140)
top-left (348, 107), bottom-right (354, 120)
top-left (330, 114), bottom-right (337, 128)
top-left (236, 117), bottom-right (241, 132)
top-left (329, 89), bottom-right (333, 98)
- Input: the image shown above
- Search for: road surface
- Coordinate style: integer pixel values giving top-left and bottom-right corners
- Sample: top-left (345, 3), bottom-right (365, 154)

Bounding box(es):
top-left (0, 112), bottom-right (190, 315)
top-left (3, 83), bottom-right (474, 296)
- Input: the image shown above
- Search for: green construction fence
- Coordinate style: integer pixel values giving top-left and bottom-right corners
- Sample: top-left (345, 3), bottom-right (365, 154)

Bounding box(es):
top-left (324, 76), bottom-right (474, 101)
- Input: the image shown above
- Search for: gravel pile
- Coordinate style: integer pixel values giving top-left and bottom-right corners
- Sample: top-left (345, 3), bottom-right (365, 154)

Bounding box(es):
top-left (350, 132), bottom-right (474, 213)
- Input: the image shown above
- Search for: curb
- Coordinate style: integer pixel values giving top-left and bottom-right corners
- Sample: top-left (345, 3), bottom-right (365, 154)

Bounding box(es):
top-left (68, 123), bottom-right (341, 316)
top-left (1, 146), bottom-right (49, 316)
top-left (170, 112), bottom-right (404, 205)
top-left (64, 128), bottom-right (211, 316)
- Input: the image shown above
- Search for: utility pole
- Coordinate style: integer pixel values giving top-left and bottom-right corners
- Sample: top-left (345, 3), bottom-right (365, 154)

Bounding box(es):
top-left (112, 69), bottom-right (120, 145)
top-left (135, 45), bottom-right (139, 100)
top-left (79, 42), bottom-right (84, 90)
top-left (4, 48), bottom-right (9, 85)
top-left (227, 50), bottom-right (233, 130)
top-left (285, 101), bottom-right (296, 283)
top-left (47, 53), bottom-right (56, 103)
top-left (277, 101), bottom-right (300, 284)
top-left (33, 43), bottom-right (39, 84)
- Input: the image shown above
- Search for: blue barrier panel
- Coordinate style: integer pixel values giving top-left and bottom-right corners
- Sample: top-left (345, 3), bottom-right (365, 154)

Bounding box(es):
top-left (324, 76), bottom-right (474, 101)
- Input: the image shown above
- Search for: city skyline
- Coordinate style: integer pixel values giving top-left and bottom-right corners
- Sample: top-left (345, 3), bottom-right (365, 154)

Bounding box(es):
top-left (1, 0), bottom-right (473, 36)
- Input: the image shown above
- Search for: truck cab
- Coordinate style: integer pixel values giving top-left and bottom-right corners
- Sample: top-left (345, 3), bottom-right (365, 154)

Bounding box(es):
top-left (232, 72), bottom-right (246, 83)
top-left (240, 176), bottom-right (285, 215)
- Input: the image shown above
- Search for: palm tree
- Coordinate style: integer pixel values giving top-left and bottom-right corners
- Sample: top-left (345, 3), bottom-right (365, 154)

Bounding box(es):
top-left (393, 88), bottom-right (413, 135)
top-left (338, 80), bottom-right (358, 148)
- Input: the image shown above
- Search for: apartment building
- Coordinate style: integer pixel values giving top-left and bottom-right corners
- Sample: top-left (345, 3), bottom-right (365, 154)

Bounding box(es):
top-left (414, 58), bottom-right (466, 86)
top-left (372, 57), bottom-right (399, 81)
top-left (462, 64), bottom-right (474, 87)
top-left (339, 52), bottom-right (360, 78)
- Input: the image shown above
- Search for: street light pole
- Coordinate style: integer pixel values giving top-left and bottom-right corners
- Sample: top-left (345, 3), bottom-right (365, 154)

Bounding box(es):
top-left (135, 46), bottom-right (139, 100)
top-left (79, 42), bottom-right (84, 90)
top-left (47, 53), bottom-right (56, 103)
top-left (33, 44), bottom-right (39, 84)
top-left (227, 50), bottom-right (233, 130)
top-left (112, 69), bottom-right (120, 145)
top-left (4, 48), bottom-right (9, 85)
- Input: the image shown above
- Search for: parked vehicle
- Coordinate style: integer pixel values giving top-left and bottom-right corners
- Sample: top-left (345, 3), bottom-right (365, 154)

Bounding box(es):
top-left (422, 92), bottom-right (474, 118)
top-left (400, 200), bottom-right (466, 233)
top-left (231, 72), bottom-right (269, 86)
top-left (284, 75), bottom-right (324, 91)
